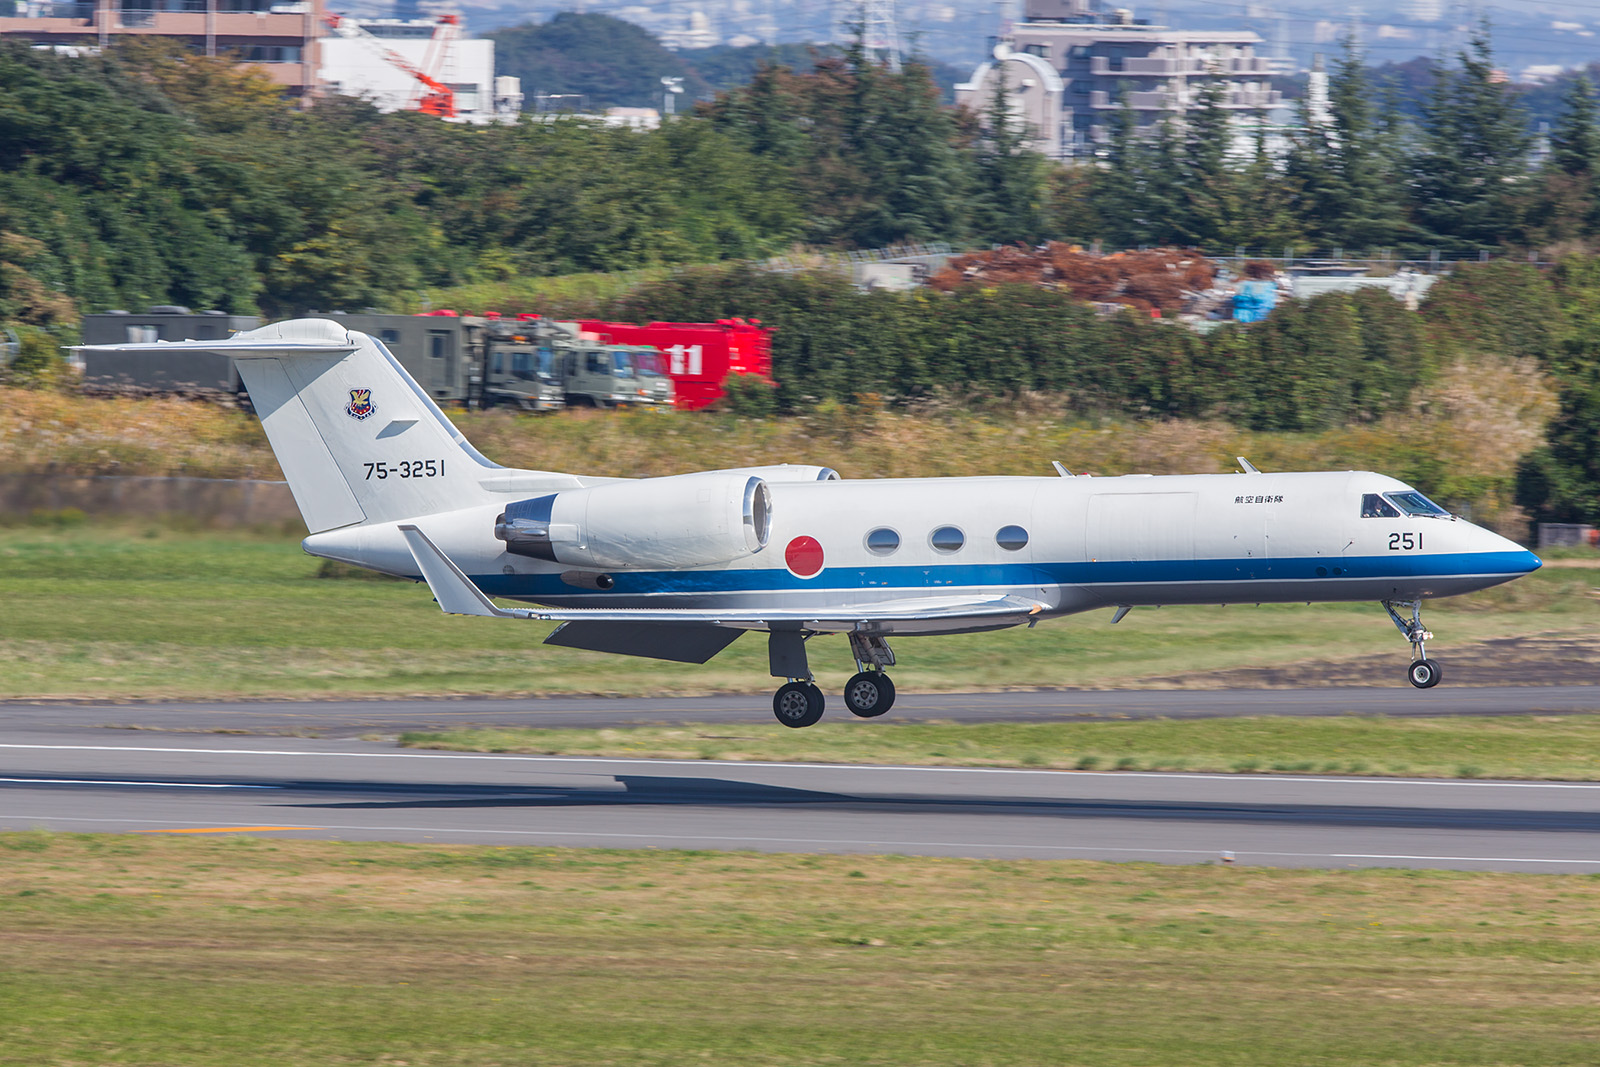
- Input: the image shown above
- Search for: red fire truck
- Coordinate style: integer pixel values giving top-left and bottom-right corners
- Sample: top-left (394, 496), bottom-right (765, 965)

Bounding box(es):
top-left (578, 318), bottom-right (774, 411)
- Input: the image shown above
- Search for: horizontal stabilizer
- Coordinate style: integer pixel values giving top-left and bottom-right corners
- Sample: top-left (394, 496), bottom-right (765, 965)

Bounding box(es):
top-left (399, 525), bottom-right (529, 618)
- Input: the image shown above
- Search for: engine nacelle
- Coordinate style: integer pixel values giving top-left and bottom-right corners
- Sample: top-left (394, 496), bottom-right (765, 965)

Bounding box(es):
top-left (495, 472), bottom-right (771, 571)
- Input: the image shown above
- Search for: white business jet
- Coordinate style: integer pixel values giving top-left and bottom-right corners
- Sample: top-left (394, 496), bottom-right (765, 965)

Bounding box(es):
top-left (78, 319), bottom-right (1541, 727)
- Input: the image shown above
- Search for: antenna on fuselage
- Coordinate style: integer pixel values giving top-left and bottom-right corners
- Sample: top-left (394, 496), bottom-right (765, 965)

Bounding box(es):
top-left (1051, 461), bottom-right (1073, 477)
top-left (1236, 457), bottom-right (1262, 474)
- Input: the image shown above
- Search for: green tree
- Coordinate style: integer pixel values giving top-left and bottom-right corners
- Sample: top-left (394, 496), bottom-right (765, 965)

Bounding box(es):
top-left (969, 61), bottom-right (1048, 243)
top-left (1285, 40), bottom-right (1411, 253)
top-left (1525, 74), bottom-right (1600, 245)
top-left (1515, 367), bottom-right (1600, 522)
top-left (1171, 80), bottom-right (1235, 247)
top-left (1094, 97), bottom-right (1184, 248)
top-left (1410, 24), bottom-right (1532, 250)
top-left (706, 35), bottom-right (973, 248)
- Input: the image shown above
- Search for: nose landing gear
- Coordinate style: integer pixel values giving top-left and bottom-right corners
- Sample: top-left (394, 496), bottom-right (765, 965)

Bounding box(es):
top-left (1383, 599), bottom-right (1442, 689)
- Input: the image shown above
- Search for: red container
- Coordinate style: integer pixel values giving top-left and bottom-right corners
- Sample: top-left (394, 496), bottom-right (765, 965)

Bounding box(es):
top-left (577, 319), bottom-right (774, 411)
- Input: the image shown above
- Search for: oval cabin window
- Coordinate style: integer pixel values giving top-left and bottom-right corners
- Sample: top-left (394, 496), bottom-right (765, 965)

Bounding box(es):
top-left (865, 528), bottom-right (901, 555)
top-left (930, 526), bottom-right (965, 552)
top-left (996, 525), bottom-right (1029, 551)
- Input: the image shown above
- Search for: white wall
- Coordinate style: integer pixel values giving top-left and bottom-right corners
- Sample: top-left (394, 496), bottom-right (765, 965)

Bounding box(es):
top-left (319, 32), bottom-right (496, 123)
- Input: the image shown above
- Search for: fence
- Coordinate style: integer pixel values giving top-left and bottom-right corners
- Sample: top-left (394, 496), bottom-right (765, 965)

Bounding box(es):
top-left (0, 474), bottom-right (302, 530)
top-left (1536, 523), bottom-right (1598, 549)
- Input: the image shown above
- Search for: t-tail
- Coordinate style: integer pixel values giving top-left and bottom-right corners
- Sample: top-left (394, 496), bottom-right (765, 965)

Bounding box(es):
top-left (77, 318), bottom-right (569, 533)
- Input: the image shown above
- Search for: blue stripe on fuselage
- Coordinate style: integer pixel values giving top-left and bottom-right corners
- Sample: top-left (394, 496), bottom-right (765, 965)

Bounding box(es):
top-left (471, 549), bottom-right (1539, 600)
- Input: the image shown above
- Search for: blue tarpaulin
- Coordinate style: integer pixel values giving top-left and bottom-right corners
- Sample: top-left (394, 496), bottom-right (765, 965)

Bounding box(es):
top-left (1233, 281), bottom-right (1277, 323)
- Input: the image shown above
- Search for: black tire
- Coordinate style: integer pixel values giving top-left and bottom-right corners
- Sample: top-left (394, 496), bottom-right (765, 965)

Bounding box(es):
top-left (1408, 659), bottom-right (1442, 689)
top-left (844, 671), bottom-right (895, 717)
top-left (773, 681), bottom-right (825, 728)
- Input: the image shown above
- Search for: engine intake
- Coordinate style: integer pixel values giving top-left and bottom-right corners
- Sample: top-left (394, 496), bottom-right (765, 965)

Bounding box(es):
top-left (495, 472), bottom-right (771, 570)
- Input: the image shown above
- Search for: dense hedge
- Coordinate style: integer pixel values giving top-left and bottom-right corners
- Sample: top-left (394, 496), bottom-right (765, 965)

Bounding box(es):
top-left (609, 266), bottom-right (1435, 431)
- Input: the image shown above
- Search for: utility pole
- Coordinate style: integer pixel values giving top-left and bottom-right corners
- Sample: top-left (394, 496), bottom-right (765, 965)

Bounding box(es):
top-left (662, 76), bottom-right (684, 117)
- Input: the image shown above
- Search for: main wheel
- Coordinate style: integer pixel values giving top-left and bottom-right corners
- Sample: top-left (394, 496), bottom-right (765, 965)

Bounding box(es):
top-left (1408, 659), bottom-right (1442, 689)
top-left (773, 681), bottom-right (825, 728)
top-left (844, 671), bottom-right (896, 717)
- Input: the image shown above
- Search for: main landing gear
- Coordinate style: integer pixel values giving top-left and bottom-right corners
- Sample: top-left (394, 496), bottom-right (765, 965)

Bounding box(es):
top-left (1383, 599), bottom-right (1442, 689)
top-left (768, 631), bottom-right (898, 728)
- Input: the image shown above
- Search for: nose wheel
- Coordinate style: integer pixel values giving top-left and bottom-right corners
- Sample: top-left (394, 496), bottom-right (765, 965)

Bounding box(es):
top-left (1383, 599), bottom-right (1443, 689)
top-left (1408, 658), bottom-right (1442, 689)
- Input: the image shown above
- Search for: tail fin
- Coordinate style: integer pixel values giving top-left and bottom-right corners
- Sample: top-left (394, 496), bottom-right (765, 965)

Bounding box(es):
top-left (76, 318), bottom-right (499, 532)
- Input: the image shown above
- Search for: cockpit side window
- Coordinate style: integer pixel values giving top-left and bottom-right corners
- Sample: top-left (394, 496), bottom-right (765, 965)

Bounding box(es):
top-left (1386, 491), bottom-right (1450, 517)
top-left (1361, 493), bottom-right (1400, 518)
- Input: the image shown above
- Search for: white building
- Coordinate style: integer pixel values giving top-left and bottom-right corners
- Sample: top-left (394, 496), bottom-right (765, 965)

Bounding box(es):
top-left (319, 17), bottom-right (515, 123)
top-left (956, 0), bottom-right (1283, 160)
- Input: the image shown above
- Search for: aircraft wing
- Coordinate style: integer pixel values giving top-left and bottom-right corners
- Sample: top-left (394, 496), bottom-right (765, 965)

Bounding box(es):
top-left (399, 525), bottom-right (1046, 631)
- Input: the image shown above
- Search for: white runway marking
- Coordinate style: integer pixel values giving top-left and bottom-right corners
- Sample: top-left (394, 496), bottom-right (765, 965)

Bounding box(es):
top-left (0, 777), bottom-right (278, 789)
top-left (4, 743), bottom-right (1600, 790)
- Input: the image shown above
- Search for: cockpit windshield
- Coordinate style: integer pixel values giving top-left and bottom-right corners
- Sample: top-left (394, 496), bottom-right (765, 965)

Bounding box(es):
top-left (1361, 494), bottom-right (1400, 518)
top-left (1361, 491), bottom-right (1451, 518)
top-left (1387, 491), bottom-right (1450, 518)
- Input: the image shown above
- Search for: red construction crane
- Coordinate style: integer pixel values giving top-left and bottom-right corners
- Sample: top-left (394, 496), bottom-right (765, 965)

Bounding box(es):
top-left (325, 13), bottom-right (459, 119)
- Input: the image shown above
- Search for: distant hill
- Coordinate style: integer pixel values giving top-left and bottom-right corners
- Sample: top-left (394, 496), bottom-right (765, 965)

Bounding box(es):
top-left (487, 14), bottom-right (965, 112)
top-left (486, 13), bottom-right (711, 111)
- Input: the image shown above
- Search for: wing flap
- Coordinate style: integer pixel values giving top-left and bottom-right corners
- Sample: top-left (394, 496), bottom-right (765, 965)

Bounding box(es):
top-left (521, 595), bottom-right (1046, 629)
top-left (544, 621), bottom-right (743, 662)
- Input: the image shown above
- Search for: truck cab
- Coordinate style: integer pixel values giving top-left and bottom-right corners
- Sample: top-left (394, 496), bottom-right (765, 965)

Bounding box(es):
top-left (560, 339), bottom-right (673, 409)
top-left (482, 327), bottom-right (565, 412)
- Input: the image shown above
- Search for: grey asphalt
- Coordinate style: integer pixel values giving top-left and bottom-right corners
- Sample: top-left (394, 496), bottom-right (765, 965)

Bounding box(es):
top-left (6, 684), bottom-right (1600, 737)
top-left (2, 689), bottom-right (1599, 870)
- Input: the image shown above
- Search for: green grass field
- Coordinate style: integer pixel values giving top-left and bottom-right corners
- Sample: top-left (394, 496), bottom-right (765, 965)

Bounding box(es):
top-left (3, 834), bottom-right (1598, 1066)
top-left (1, 525), bottom-right (1596, 703)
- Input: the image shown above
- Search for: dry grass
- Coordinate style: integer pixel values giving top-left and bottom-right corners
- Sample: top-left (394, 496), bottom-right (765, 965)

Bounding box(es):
top-left (0, 387), bottom-right (278, 479)
top-left (2, 834), bottom-right (1599, 1065)
top-left (1, 353), bottom-right (1554, 534)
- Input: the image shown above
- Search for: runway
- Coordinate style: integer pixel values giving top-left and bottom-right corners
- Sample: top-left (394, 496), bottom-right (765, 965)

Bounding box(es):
top-left (2, 720), bottom-right (1599, 872)
top-left (6, 684), bottom-right (1600, 737)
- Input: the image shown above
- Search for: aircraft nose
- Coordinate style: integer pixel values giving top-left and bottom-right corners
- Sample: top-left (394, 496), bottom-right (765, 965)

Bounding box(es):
top-left (1479, 527), bottom-right (1541, 574)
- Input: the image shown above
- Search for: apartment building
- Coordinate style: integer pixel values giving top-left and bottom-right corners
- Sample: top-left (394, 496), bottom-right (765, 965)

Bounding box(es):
top-left (0, 0), bottom-right (323, 97)
top-left (956, 0), bottom-right (1283, 160)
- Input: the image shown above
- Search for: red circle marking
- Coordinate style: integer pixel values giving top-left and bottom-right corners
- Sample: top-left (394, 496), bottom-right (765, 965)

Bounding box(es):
top-left (784, 536), bottom-right (825, 578)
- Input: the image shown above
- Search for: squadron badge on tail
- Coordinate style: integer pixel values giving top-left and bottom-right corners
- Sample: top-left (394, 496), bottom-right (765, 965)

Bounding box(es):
top-left (345, 388), bottom-right (376, 420)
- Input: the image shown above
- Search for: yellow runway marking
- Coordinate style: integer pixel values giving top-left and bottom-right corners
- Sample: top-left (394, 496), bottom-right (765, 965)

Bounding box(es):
top-left (135, 826), bottom-right (317, 834)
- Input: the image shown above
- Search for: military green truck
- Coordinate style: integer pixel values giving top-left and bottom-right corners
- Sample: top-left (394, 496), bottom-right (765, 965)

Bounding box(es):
top-left (474, 315), bottom-right (672, 411)
top-left (76, 308), bottom-right (674, 411)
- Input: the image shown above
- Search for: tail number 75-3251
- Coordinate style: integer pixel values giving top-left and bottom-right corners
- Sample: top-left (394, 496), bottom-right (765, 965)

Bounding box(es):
top-left (364, 460), bottom-right (445, 480)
